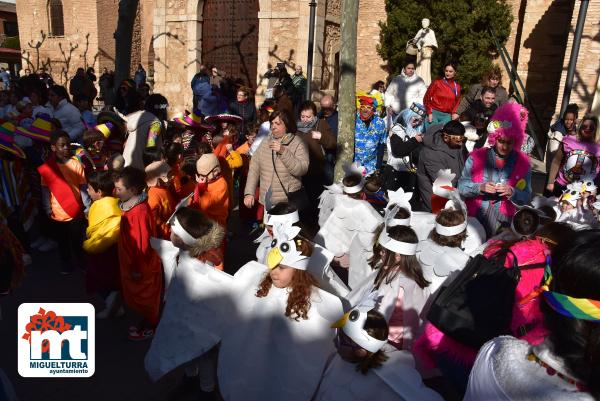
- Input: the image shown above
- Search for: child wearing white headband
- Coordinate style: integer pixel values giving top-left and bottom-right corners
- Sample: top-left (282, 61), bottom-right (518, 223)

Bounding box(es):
top-left (315, 305), bottom-right (443, 401)
top-left (315, 163), bottom-right (383, 289)
top-left (146, 206), bottom-right (227, 399)
top-left (347, 223), bottom-right (430, 352)
top-left (169, 206), bottom-right (225, 269)
top-left (417, 207), bottom-right (470, 294)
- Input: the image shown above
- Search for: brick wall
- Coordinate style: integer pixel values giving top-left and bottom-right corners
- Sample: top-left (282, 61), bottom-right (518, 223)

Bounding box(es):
top-left (17, 0), bottom-right (100, 85)
top-left (356, 0), bottom-right (386, 92)
top-left (501, 0), bottom-right (575, 137)
top-left (96, 0), bottom-right (118, 72)
top-left (502, 0), bottom-right (599, 132)
top-left (555, 0), bottom-right (600, 118)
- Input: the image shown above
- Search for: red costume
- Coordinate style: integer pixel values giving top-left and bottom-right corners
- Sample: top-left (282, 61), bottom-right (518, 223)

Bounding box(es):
top-left (118, 198), bottom-right (163, 327)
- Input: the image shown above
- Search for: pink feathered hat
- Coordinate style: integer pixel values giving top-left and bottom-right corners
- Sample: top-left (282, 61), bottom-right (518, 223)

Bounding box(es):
top-left (486, 102), bottom-right (529, 151)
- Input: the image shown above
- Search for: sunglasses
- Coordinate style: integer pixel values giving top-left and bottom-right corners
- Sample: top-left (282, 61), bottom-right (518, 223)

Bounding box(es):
top-left (581, 124), bottom-right (595, 130)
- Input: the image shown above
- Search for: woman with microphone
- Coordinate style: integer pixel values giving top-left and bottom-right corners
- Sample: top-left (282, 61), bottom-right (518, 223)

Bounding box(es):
top-left (243, 109), bottom-right (309, 217)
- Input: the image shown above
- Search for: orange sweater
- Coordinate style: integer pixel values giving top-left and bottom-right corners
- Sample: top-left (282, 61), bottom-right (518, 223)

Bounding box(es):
top-left (190, 175), bottom-right (230, 227)
top-left (171, 163), bottom-right (196, 202)
top-left (147, 186), bottom-right (176, 239)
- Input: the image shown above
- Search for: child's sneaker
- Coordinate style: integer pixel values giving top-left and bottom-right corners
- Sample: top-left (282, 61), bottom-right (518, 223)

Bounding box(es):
top-left (128, 327), bottom-right (154, 341)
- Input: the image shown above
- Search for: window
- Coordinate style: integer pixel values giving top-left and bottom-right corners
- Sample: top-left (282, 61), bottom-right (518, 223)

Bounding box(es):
top-left (3, 21), bottom-right (18, 37)
top-left (48, 0), bottom-right (64, 37)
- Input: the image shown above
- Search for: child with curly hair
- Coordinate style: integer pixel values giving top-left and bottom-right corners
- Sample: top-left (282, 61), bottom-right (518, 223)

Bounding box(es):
top-left (217, 221), bottom-right (343, 401)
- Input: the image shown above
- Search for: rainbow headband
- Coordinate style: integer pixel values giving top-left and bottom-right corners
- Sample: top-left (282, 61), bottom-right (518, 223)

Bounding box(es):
top-left (542, 255), bottom-right (600, 322)
top-left (543, 292), bottom-right (600, 322)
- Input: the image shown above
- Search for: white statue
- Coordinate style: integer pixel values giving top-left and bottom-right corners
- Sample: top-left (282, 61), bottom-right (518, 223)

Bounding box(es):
top-left (412, 18), bottom-right (438, 86)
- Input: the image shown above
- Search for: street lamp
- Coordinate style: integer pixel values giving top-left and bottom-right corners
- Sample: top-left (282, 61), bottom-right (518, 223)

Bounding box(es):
top-left (306, 0), bottom-right (317, 101)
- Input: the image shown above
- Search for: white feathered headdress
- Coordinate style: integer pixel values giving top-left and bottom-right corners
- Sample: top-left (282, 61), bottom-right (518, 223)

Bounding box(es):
top-left (385, 187), bottom-right (412, 227)
top-left (331, 291), bottom-right (387, 353)
top-left (378, 205), bottom-right (418, 255)
top-left (266, 221), bottom-right (309, 270)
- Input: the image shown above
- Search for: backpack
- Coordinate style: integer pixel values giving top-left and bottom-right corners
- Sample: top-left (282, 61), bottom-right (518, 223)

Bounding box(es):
top-left (427, 248), bottom-right (525, 348)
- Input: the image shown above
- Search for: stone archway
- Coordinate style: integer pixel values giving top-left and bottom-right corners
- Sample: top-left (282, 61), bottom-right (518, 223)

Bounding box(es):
top-left (186, 0), bottom-right (204, 86)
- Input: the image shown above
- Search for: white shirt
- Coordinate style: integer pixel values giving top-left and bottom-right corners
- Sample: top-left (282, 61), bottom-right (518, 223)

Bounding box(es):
top-left (52, 99), bottom-right (85, 142)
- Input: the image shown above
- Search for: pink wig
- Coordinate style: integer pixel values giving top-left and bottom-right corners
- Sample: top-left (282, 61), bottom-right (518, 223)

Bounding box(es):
top-left (486, 102), bottom-right (529, 150)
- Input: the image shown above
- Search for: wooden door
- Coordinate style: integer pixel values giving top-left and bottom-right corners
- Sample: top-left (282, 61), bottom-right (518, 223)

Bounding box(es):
top-left (201, 0), bottom-right (259, 88)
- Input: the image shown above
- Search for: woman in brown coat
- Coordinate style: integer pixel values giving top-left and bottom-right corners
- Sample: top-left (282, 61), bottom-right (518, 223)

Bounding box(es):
top-left (296, 101), bottom-right (337, 227)
top-left (243, 110), bottom-right (309, 211)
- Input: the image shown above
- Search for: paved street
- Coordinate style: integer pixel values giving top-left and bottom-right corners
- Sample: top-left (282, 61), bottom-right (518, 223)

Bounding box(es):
top-left (0, 209), bottom-right (257, 401)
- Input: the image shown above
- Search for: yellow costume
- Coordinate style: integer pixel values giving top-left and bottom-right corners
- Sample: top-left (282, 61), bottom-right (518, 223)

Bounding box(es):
top-left (83, 196), bottom-right (122, 254)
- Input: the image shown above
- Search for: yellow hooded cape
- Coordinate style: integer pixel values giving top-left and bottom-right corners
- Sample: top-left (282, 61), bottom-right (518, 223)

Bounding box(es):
top-left (83, 196), bottom-right (122, 254)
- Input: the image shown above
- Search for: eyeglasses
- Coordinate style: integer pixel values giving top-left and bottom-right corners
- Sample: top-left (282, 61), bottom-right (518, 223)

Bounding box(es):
top-left (359, 105), bottom-right (374, 111)
top-left (581, 124), bottom-right (595, 130)
top-left (445, 134), bottom-right (465, 141)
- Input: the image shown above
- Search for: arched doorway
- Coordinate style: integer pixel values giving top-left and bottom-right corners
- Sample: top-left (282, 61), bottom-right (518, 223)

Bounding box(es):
top-left (201, 0), bottom-right (259, 88)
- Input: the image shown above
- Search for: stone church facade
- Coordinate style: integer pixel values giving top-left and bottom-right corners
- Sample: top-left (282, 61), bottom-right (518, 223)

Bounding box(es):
top-left (151, 0), bottom-right (388, 112)
top-left (15, 0), bottom-right (600, 130)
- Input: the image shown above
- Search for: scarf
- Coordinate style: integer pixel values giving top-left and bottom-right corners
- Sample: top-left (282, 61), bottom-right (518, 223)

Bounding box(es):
top-left (296, 117), bottom-right (318, 134)
top-left (119, 192), bottom-right (148, 212)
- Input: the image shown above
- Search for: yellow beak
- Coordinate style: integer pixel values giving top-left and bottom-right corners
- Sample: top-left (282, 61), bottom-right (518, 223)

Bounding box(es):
top-left (267, 247), bottom-right (283, 270)
top-left (331, 312), bottom-right (350, 329)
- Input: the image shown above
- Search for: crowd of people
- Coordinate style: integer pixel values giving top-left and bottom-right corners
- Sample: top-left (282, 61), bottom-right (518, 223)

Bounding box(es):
top-left (1, 56), bottom-right (600, 401)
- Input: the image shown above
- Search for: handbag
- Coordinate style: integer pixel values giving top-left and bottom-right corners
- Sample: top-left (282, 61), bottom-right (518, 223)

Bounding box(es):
top-left (427, 249), bottom-right (522, 348)
top-left (271, 137), bottom-right (310, 213)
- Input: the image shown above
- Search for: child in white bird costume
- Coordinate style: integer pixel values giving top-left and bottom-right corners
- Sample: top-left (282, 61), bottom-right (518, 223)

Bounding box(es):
top-left (145, 206), bottom-right (230, 399)
top-left (217, 221), bottom-right (343, 401)
top-left (315, 162), bottom-right (383, 289)
top-left (313, 294), bottom-right (443, 401)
